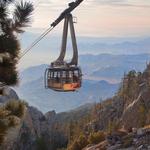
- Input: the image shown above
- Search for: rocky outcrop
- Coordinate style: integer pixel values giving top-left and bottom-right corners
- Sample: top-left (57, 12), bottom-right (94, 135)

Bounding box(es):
top-left (0, 87), bottom-right (49, 150)
top-left (86, 97), bottom-right (124, 132)
top-left (11, 107), bottom-right (69, 150)
top-left (45, 110), bottom-right (56, 123)
top-left (0, 93), bottom-right (93, 150)
top-left (13, 106), bottom-right (48, 150)
top-left (0, 86), bottom-right (19, 103)
top-left (122, 88), bottom-right (150, 130)
top-left (82, 65), bottom-right (150, 150)
top-left (84, 127), bottom-right (150, 150)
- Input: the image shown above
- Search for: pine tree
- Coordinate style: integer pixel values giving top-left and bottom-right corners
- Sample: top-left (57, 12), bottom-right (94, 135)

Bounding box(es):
top-left (0, 0), bottom-right (33, 85)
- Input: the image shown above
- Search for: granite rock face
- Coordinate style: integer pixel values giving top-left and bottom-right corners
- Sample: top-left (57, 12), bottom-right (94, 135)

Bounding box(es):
top-left (83, 128), bottom-right (150, 150)
top-left (122, 88), bottom-right (150, 130)
top-left (0, 87), bottom-right (19, 103)
top-left (13, 106), bottom-right (69, 150)
top-left (13, 106), bottom-right (48, 150)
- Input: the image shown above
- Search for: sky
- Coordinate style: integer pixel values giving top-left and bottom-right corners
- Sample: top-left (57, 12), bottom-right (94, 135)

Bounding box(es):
top-left (24, 0), bottom-right (150, 37)
top-left (16, 0), bottom-right (150, 69)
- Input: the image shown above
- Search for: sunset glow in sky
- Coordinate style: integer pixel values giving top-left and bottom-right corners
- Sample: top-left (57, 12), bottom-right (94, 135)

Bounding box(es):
top-left (26, 0), bottom-right (150, 37)
top-left (16, 0), bottom-right (150, 69)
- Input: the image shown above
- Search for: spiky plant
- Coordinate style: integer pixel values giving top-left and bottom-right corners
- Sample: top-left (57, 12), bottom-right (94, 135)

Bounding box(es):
top-left (0, 0), bottom-right (33, 85)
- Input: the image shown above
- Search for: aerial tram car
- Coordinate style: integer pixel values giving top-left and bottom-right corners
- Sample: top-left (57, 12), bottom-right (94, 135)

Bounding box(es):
top-left (18, 0), bottom-right (84, 92)
top-left (44, 0), bottom-right (83, 92)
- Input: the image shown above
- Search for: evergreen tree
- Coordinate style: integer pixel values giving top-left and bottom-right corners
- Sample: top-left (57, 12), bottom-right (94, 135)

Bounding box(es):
top-left (0, 0), bottom-right (33, 85)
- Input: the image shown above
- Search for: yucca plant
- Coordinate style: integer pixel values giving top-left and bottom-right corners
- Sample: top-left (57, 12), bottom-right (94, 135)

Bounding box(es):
top-left (0, 0), bottom-right (33, 85)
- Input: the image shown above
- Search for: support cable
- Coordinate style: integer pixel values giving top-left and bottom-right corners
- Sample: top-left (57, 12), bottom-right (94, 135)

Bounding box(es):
top-left (19, 26), bottom-right (54, 60)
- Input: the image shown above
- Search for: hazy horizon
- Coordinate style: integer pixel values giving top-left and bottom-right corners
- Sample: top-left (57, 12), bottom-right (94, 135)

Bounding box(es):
top-left (17, 0), bottom-right (150, 69)
top-left (18, 34), bottom-right (150, 69)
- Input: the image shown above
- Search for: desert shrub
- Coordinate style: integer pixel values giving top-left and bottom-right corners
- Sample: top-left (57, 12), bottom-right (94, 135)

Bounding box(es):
top-left (107, 120), bottom-right (120, 134)
top-left (68, 134), bottom-right (89, 150)
top-left (4, 100), bottom-right (26, 118)
top-left (0, 100), bottom-right (26, 144)
top-left (36, 137), bottom-right (47, 150)
top-left (88, 131), bottom-right (105, 144)
top-left (146, 110), bottom-right (150, 125)
top-left (122, 134), bottom-right (133, 148)
top-left (138, 104), bottom-right (146, 127)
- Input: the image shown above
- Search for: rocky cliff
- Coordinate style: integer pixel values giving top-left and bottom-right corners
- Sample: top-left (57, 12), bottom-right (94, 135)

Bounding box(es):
top-left (97, 64), bottom-right (150, 131)
top-left (80, 64), bottom-right (150, 150)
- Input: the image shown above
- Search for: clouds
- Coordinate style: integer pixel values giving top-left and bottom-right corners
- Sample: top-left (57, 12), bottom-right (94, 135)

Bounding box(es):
top-left (24, 0), bottom-right (150, 37)
top-left (33, 0), bottom-right (71, 9)
top-left (88, 0), bottom-right (150, 8)
top-left (29, 0), bottom-right (150, 7)
top-left (91, 0), bottom-right (127, 5)
top-left (30, 0), bottom-right (150, 10)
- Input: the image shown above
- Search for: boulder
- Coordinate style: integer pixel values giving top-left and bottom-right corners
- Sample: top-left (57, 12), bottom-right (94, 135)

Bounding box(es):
top-left (0, 86), bottom-right (19, 104)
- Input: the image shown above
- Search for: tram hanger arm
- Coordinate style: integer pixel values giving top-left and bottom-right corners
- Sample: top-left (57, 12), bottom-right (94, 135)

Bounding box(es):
top-left (51, 0), bottom-right (84, 28)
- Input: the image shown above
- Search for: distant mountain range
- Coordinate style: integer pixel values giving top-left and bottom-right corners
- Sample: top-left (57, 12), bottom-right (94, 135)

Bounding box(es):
top-left (80, 53), bottom-right (150, 82)
top-left (19, 33), bottom-right (150, 68)
top-left (20, 33), bottom-right (150, 55)
top-left (16, 78), bottom-right (118, 113)
top-left (20, 53), bottom-right (150, 83)
top-left (16, 53), bottom-right (150, 113)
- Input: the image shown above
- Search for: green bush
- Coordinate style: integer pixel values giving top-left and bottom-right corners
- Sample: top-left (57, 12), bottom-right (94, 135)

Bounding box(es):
top-left (139, 104), bottom-right (146, 127)
top-left (107, 120), bottom-right (120, 134)
top-left (0, 100), bottom-right (26, 144)
top-left (5, 100), bottom-right (26, 118)
top-left (88, 131), bottom-right (105, 144)
top-left (36, 137), bottom-right (47, 150)
top-left (122, 134), bottom-right (133, 148)
top-left (68, 134), bottom-right (89, 150)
